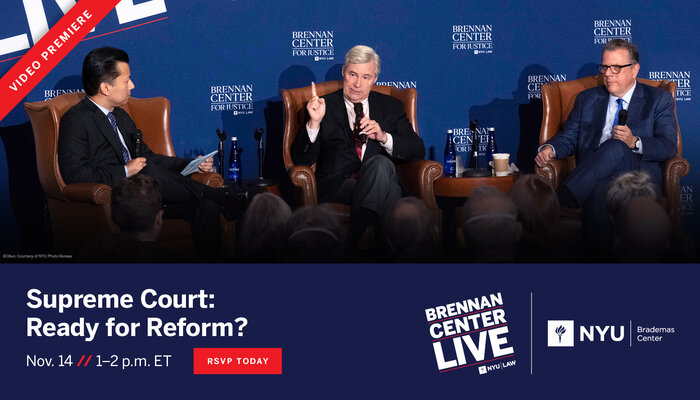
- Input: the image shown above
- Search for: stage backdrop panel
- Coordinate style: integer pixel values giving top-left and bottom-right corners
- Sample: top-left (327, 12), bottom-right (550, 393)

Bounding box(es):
top-left (1, 0), bottom-right (697, 252)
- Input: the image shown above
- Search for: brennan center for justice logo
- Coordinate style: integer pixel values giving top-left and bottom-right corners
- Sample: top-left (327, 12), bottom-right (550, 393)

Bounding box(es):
top-left (41, 88), bottom-right (83, 101)
top-left (681, 185), bottom-right (694, 216)
top-left (527, 74), bottom-right (567, 99)
top-left (291, 30), bottom-right (334, 61)
top-left (452, 24), bottom-right (493, 54)
top-left (209, 84), bottom-right (253, 115)
top-left (375, 80), bottom-right (417, 90)
top-left (648, 71), bottom-right (692, 102)
top-left (593, 19), bottom-right (632, 44)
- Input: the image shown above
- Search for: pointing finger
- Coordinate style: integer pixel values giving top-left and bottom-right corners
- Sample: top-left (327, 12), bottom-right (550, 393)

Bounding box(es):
top-left (311, 82), bottom-right (317, 98)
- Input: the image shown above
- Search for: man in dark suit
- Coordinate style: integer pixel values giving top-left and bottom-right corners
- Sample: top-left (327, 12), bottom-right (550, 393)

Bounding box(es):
top-left (535, 39), bottom-right (677, 256)
top-left (58, 47), bottom-right (246, 259)
top-left (291, 45), bottom-right (426, 250)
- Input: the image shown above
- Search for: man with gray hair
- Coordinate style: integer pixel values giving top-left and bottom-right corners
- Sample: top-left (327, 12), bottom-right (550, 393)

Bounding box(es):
top-left (292, 45), bottom-right (425, 249)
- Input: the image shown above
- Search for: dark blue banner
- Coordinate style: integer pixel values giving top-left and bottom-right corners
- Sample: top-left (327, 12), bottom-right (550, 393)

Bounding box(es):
top-left (5, 264), bottom-right (697, 396)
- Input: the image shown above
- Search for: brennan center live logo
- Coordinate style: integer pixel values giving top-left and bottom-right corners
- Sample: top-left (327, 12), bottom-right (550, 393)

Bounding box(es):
top-left (593, 18), bottom-right (632, 44)
top-left (209, 84), bottom-right (253, 115)
top-left (291, 30), bottom-right (334, 61)
top-left (648, 71), bottom-right (692, 102)
top-left (452, 24), bottom-right (493, 54)
top-left (425, 292), bottom-right (516, 375)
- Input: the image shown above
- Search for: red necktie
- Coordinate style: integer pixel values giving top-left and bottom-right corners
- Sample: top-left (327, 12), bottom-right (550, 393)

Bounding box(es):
top-left (353, 102), bottom-right (364, 159)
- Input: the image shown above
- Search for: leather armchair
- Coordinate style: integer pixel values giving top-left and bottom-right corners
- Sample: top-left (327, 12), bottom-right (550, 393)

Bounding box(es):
top-left (281, 81), bottom-right (443, 230)
top-left (24, 92), bottom-right (223, 255)
top-left (535, 75), bottom-right (689, 238)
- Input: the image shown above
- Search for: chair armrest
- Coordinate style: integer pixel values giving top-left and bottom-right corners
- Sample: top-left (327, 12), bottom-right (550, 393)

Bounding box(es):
top-left (395, 160), bottom-right (443, 210)
top-left (62, 182), bottom-right (111, 205)
top-left (289, 165), bottom-right (318, 206)
top-left (191, 172), bottom-right (223, 188)
top-left (663, 156), bottom-right (690, 239)
top-left (535, 158), bottom-right (565, 189)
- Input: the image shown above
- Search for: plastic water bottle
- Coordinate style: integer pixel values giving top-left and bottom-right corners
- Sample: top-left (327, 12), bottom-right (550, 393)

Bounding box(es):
top-left (228, 137), bottom-right (241, 185)
top-left (486, 127), bottom-right (497, 169)
top-left (444, 129), bottom-right (456, 177)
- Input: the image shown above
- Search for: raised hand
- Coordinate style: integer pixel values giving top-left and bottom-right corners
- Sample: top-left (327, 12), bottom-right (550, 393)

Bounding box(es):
top-left (306, 82), bottom-right (326, 130)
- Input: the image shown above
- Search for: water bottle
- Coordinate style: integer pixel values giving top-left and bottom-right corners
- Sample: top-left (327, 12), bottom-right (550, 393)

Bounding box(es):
top-left (444, 129), bottom-right (456, 177)
top-left (486, 127), bottom-right (497, 170)
top-left (228, 137), bottom-right (241, 185)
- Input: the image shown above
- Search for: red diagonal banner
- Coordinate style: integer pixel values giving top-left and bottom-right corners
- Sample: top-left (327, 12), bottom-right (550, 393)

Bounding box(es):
top-left (0, 0), bottom-right (121, 123)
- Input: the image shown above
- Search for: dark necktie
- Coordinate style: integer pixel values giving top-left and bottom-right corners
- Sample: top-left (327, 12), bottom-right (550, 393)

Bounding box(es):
top-left (612, 98), bottom-right (624, 127)
top-left (352, 102), bottom-right (364, 159)
top-left (107, 112), bottom-right (131, 164)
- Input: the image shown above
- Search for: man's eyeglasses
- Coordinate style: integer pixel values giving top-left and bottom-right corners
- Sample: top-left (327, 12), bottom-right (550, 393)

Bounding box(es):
top-left (598, 63), bottom-right (635, 74)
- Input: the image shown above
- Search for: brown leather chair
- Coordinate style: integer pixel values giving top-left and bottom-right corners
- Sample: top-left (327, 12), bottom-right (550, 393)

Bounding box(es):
top-left (24, 92), bottom-right (223, 255)
top-left (281, 81), bottom-right (443, 235)
top-left (535, 75), bottom-right (690, 238)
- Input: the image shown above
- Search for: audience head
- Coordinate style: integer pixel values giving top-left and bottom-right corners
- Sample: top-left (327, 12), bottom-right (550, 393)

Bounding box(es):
top-left (461, 186), bottom-right (520, 262)
top-left (509, 174), bottom-right (559, 244)
top-left (606, 170), bottom-right (659, 227)
top-left (615, 197), bottom-right (670, 262)
top-left (286, 205), bottom-right (346, 262)
top-left (240, 193), bottom-right (292, 261)
top-left (111, 174), bottom-right (163, 240)
top-left (384, 197), bottom-right (437, 260)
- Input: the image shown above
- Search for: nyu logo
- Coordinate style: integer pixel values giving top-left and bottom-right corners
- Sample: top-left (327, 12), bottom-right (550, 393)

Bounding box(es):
top-left (593, 19), bottom-right (632, 44)
top-left (291, 30), bottom-right (334, 61)
top-left (210, 84), bottom-right (253, 115)
top-left (527, 74), bottom-right (567, 99)
top-left (452, 24), bottom-right (493, 54)
top-left (0, 0), bottom-right (168, 57)
top-left (548, 320), bottom-right (625, 347)
top-left (648, 71), bottom-right (692, 101)
top-left (547, 320), bottom-right (574, 347)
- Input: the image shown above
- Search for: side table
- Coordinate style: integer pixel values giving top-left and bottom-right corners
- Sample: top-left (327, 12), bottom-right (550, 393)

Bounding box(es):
top-left (435, 174), bottom-right (517, 252)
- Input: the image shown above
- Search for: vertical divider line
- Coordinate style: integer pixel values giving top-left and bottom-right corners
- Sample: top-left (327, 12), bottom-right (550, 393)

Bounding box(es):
top-left (530, 292), bottom-right (533, 375)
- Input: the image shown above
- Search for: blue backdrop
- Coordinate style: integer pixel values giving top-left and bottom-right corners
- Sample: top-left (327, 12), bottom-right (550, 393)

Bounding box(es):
top-left (1, 0), bottom-right (698, 252)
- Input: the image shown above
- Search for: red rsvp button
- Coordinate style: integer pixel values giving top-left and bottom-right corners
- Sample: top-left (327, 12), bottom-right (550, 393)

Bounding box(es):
top-left (193, 348), bottom-right (282, 375)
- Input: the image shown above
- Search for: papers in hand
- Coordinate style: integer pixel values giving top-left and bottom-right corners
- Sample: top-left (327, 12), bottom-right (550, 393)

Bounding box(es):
top-left (180, 150), bottom-right (218, 175)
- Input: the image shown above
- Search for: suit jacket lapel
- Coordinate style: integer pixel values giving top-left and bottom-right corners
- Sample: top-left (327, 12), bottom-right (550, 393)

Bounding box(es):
top-left (591, 87), bottom-right (609, 146)
top-left (327, 90), bottom-right (357, 155)
top-left (626, 82), bottom-right (645, 123)
top-left (85, 99), bottom-right (128, 164)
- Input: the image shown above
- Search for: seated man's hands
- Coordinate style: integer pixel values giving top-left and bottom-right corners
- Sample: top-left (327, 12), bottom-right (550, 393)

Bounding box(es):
top-left (535, 146), bottom-right (554, 168)
top-left (613, 125), bottom-right (637, 149)
top-left (359, 115), bottom-right (387, 144)
top-left (197, 156), bottom-right (214, 173)
top-left (126, 157), bottom-right (147, 176)
top-left (306, 82), bottom-right (326, 130)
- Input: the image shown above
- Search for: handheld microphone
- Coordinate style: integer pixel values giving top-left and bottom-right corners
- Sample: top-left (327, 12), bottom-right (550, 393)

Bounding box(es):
top-left (353, 103), bottom-right (368, 143)
top-left (617, 109), bottom-right (628, 126)
top-left (133, 130), bottom-right (143, 158)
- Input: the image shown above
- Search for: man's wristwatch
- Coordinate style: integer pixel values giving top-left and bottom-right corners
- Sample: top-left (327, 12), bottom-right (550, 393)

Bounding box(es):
top-left (633, 136), bottom-right (640, 150)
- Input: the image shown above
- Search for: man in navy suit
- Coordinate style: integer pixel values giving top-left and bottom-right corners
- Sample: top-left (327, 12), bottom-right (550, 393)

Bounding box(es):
top-left (58, 47), bottom-right (248, 259)
top-left (535, 39), bottom-right (677, 256)
top-left (291, 45), bottom-right (426, 250)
